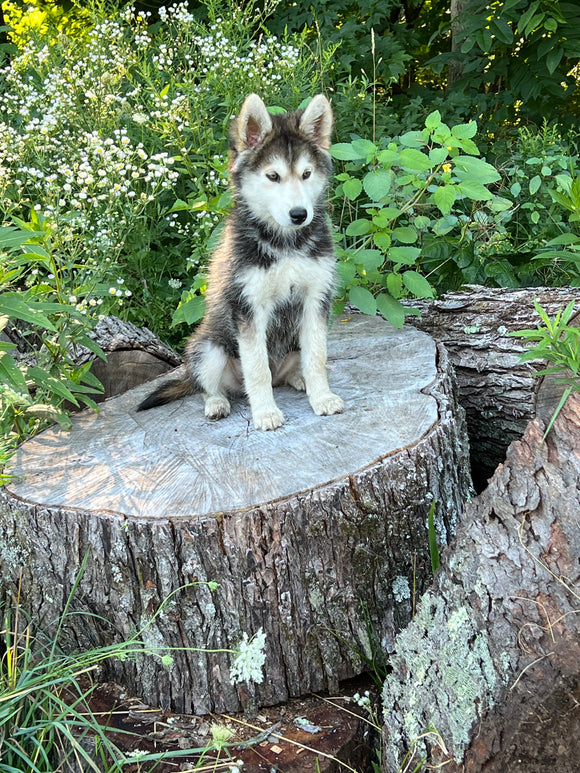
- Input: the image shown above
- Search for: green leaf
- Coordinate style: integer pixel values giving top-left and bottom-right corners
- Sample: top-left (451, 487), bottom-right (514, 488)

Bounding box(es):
top-left (392, 226), bottom-right (418, 244)
top-left (546, 233), bottom-right (580, 246)
top-left (169, 199), bottom-right (190, 212)
top-left (0, 293), bottom-right (57, 331)
top-left (0, 227), bottom-right (45, 251)
top-left (453, 156), bottom-right (500, 184)
top-left (346, 218), bottom-right (372, 236)
top-left (27, 367), bottom-right (80, 407)
top-left (351, 138), bottom-right (377, 158)
top-left (0, 351), bottom-right (27, 390)
top-left (491, 17), bottom-right (513, 44)
top-left (529, 175), bottom-right (542, 195)
top-left (373, 231), bottom-right (392, 251)
top-left (398, 148), bottom-right (432, 172)
top-left (546, 47), bottom-right (563, 75)
top-left (386, 272), bottom-right (403, 299)
top-left (451, 122), bottom-right (477, 139)
top-left (427, 501), bottom-right (440, 574)
top-left (336, 259), bottom-right (357, 287)
top-left (363, 169), bottom-right (392, 200)
top-left (388, 246), bottom-right (421, 266)
top-left (400, 130), bottom-right (424, 148)
top-left (429, 147), bottom-right (448, 165)
top-left (75, 334), bottom-right (107, 362)
top-left (425, 110), bottom-right (441, 131)
top-left (348, 286), bottom-right (377, 316)
top-left (457, 138), bottom-right (480, 156)
top-left (377, 149), bottom-right (399, 167)
top-left (402, 271), bottom-right (434, 299)
top-left (171, 294), bottom-right (206, 326)
top-left (510, 182), bottom-right (522, 197)
top-left (330, 143), bottom-right (366, 161)
top-left (458, 180), bottom-right (493, 201)
top-left (343, 177), bottom-right (363, 201)
top-left (376, 293), bottom-right (405, 328)
top-left (432, 185), bottom-right (458, 215)
top-left (518, 1), bottom-right (540, 35)
top-left (354, 249), bottom-right (384, 272)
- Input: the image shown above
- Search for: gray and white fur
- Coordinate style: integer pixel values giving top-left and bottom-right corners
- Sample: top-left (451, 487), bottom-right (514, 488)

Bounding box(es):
top-left (137, 93), bottom-right (344, 430)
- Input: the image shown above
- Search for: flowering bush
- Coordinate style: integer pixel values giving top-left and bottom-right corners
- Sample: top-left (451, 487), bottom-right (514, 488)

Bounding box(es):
top-left (0, 0), bottom-right (328, 340)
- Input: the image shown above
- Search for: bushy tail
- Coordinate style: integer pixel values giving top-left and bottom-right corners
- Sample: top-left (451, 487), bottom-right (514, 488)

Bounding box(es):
top-left (136, 371), bottom-right (193, 411)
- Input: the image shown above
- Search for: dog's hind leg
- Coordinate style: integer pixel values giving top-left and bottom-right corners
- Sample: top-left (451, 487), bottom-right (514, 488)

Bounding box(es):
top-left (273, 351), bottom-right (306, 392)
top-left (190, 340), bottom-right (232, 420)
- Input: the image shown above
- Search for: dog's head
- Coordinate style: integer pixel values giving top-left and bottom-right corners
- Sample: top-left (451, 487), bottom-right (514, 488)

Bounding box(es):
top-left (229, 94), bottom-right (333, 231)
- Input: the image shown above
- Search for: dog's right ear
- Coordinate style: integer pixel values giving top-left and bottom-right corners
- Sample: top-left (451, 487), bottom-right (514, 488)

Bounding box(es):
top-left (231, 94), bottom-right (273, 153)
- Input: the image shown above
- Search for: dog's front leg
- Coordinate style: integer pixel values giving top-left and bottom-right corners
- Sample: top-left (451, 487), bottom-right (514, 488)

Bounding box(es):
top-left (238, 321), bottom-right (284, 430)
top-left (300, 306), bottom-right (345, 417)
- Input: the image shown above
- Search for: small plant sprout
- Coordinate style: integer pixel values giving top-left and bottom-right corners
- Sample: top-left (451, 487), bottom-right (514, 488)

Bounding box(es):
top-left (511, 298), bottom-right (580, 438)
top-left (229, 628), bottom-right (267, 686)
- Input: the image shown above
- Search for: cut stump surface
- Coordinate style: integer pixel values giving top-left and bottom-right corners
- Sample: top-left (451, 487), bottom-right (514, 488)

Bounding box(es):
top-left (0, 315), bottom-right (472, 714)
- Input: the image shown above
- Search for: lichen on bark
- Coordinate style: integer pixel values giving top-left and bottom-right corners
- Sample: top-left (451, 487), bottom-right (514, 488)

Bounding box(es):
top-left (382, 593), bottom-right (504, 767)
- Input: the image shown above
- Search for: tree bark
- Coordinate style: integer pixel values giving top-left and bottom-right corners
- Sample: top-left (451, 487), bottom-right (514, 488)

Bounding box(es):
top-left (0, 315), bottom-right (471, 715)
top-left (381, 390), bottom-right (580, 772)
top-left (405, 285), bottom-right (580, 488)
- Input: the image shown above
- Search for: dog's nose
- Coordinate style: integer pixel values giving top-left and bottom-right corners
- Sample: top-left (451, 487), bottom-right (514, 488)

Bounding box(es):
top-left (289, 207), bottom-right (308, 225)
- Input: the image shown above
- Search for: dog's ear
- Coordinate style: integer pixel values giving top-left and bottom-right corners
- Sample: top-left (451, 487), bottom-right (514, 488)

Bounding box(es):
top-left (232, 94), bottom-right (273, 152)
top-left (299, 94), bottom-right (333, 150)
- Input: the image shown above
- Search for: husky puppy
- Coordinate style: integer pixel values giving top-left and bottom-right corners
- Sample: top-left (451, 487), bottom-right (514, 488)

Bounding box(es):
top-left (137, 93), bottom-right (344, 430)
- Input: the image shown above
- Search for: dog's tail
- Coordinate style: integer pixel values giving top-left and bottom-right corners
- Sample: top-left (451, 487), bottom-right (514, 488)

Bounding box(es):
top-left (136, 370), bottom-right (193, 411)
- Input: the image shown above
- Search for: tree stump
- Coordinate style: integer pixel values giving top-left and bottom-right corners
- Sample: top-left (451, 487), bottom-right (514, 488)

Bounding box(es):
top-left (0, 315), bottom-right (471, 714)
top-left (381, 391), bottom-right (580, 773)
top-left (82, 316), bottom-right (181, 401)
top-left (405, 285), bottom-right (580, 488)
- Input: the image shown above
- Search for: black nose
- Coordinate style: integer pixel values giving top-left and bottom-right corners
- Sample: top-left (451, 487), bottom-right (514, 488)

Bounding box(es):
top-left (289, 207), bottom-right (308, 225)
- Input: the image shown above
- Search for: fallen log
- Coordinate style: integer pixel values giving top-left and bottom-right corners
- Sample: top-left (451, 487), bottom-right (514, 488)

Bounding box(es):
top-left (0, 314), bottom-right (471, 714)
top-left (381, 390), bottom-right (580, 773)
top-left (406, 285), bottom-right (580, 488)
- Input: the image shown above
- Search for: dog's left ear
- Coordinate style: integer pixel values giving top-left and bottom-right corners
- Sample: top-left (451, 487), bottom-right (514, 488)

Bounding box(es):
top-left (299, 94), bottom-right (333, 150)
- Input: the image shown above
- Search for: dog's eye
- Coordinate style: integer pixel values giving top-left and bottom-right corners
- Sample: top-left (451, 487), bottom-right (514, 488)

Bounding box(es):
top-left (302, 169), bottom-right (312, 180)
top-left (266, 171), bottom-right (280, 182)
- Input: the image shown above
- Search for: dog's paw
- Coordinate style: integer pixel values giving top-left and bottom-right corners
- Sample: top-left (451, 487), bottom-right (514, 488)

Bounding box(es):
top-left (286, 372), bottom-right (306, 392)
top-left (205, 395), bottom-right (231, 420)
top-left (253, 406), bottom-right (285, 431)
top-left (310, 392), bottom-right (345, 416)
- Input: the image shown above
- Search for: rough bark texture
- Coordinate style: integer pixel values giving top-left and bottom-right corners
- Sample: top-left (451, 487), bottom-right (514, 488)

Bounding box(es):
top-left (381, 391), bottom-right (580, 772)
top-left (405, 285), bottom-right (580, 488)
top-left (0, 315), bottom-right (472, 715)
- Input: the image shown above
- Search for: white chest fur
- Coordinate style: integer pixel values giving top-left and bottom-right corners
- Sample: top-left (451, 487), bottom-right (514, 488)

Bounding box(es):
top-left (239, 254), bottom-right (334, 314)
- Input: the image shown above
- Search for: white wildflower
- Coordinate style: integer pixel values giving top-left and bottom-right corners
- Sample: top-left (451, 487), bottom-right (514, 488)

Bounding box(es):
top-left (229, 628), bottom-right (266, 686)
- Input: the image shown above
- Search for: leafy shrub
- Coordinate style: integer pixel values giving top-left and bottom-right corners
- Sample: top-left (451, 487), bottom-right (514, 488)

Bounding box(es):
top-left (490, 124), bottom-right (580, 287)
top-left (330, 111), bottom-right (513, 326)
top-left (0, 221), bottom-right (105, 449)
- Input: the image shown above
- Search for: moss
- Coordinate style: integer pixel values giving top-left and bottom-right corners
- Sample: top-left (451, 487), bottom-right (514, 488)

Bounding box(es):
top-left (382, 594), bottom-right (501, 766)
